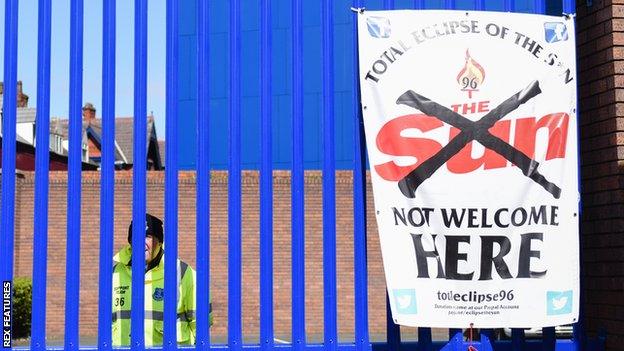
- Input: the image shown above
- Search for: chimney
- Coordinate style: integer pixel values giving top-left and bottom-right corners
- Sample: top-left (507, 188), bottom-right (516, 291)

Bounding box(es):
top-left (82, 102), bottom-right (96, 122)
top-left (0, 81), bottom-right (30, 108)
top-left (16, 81), bottom-right (29, 107)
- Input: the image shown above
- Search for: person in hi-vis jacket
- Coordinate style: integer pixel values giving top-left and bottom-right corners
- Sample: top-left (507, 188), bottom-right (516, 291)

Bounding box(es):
top-left (112, 213), bottom-right (212, 346)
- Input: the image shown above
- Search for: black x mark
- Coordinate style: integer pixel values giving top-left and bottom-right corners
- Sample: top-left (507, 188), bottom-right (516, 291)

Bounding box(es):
top-left (395, 80), bottom-right (561, 199)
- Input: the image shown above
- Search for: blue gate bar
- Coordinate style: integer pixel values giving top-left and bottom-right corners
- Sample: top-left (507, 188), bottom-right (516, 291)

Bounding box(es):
top-left (534, 0), bottom-right (545, 13)
top-left (260, 0), bottom-right (274, 350)
top-left (196, 0), bottom-right (211, 349)
top-left (507, 14), bottom-right (528, 351)
top-left (566, 1), bottom-right (583, 349)
top-left (31, 0), bottom-right (51, 350)
top-left (65, 0), bottom-right (83, 349)
top-left (530, 1), bottom-right (558, 349)
top-left (543, 329), bottom-right (556, 350)
top-left (418, 328), bottom-right (432, 351)
top-left (410, 0), bottom-right (432, 346)
top-left (352, 2), bottom-right (370, 351)
top-left (164, 0), bottom-right (179, 348)
top-left (511, 328), bottom-right (525, 350)
top-left (291, 0), bottom-right (306, 349)
top-left (228, 0), bottom-right (243, 349)
top-left (445, 0), bottom-right (461, 340)
top-left (97, 0), bottom-right (115, 350)
top-left (0, 1), bottom-right (18, 347)
top-left (505, 0), bottom-right (513, 11)
top-left (379, 0), bottom-right (403, 347)
top-left (322, 0), bottom-right (337, 349)
top-left (386, 295), bottom-right (401, 350)
top-left (131, 0), bottom-right (148, 348)
top-left (475, 0), bottom-right (485, 10)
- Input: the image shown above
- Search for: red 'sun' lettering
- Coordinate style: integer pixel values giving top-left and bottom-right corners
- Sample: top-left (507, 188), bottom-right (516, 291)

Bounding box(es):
top-left (373, 113), bottom-right (570, 181)
top-left (514, 113), bottom-right (569, 160)
top-left (446, 120), bottom-right (511, 174)
top-left (374, 114), bottom-right (443, 181)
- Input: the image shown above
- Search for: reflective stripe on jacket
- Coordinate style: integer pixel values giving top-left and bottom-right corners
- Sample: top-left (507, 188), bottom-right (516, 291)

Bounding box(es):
top-left (112, 245), bottom-right (212, 346)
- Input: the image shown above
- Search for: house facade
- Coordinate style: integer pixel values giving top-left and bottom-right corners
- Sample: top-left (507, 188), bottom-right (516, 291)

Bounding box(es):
top-left (0, 86), bottom-right (163, 171)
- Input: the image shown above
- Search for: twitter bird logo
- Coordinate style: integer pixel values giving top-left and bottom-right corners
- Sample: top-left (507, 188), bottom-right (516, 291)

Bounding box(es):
top-left (366, 17), bottom-right (392, 39)
top-left (393, 289), bottom-right (417, 315)
top-left (547, 290), bottom-right (573, 315)
top-left (552, 296), bottom-right (568, 310)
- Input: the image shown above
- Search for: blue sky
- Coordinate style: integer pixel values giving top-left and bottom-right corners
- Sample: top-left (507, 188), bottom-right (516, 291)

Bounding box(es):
top-left (0, 0), bottom-right (168, 139)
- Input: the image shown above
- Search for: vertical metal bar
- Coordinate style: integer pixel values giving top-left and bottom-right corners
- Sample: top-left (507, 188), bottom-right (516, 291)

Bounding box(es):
top-left (573, 184), bottom-right (584, 349)
top-left (260, 0), bottom-right (274, 350)
top-left (411, 1), bottom-right (433, 345)
top-left (228, 0), bottom-right (243, 349)
top-left (377, 2), bottom-right (403, 347)
top-left (505, 0), bottom-right (526, 346)
top-left (418, 328), bottom-right (432, 351)
top-left (164, 0), bottom-right (179, 349)
top-left (97, 0), bottom-right (116, 350)
top-left (352, 3), bottom-right (369, 351)
top-left (504, 0), bottom-right (513, 11)
top-left (386, 294), bottom-right (401, 349)
top-left (511, 328), bottom-right (525, 351)
top-left (31, 0), bottom-right (51, 350)
top-left (196, 0), bottom-right (211, 349)
top-left (322, 0), bottom-right (337, 349)
top-left (566, 5), bottom-right (582, 350)
top-left (0, 0), bottom-right (18, 348)
top-left (573, 166), bottom-right (584, 335)
top-left (131, 0), bottom-right (148, 348)
top-left (64, 0), bottom-right (83, 349)
top-left (446, 0), bottom-right (462, 343)
top-left (292, 0), bottom-right (306, 349)
top-left (542, 327), bottom-right (556, 350)
top-left (505, 0), bottom-right (532, 344)
top-left (534, 0), bottom-right (545, 13)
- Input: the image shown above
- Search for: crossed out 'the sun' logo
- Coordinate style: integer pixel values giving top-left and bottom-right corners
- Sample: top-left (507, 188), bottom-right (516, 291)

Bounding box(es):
top-left (375, 49), bottom-right (567, 200)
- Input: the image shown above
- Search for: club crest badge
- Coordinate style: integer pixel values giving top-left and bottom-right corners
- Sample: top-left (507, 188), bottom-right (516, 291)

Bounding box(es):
top-left (153, 288), bottom-right (164, 301)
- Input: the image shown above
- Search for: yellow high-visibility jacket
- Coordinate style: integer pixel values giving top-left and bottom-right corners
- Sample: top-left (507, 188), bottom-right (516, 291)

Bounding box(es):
top-left (112, 245), bottom-right (212, 346)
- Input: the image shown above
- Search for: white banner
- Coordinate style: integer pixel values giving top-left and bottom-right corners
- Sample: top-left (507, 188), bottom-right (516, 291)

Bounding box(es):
top-left (358, 10), bottom-right (579, 328)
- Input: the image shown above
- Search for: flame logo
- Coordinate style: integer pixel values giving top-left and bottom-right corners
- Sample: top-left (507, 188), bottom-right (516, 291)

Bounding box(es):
top-left (456, 50), bottom-right (485, 98)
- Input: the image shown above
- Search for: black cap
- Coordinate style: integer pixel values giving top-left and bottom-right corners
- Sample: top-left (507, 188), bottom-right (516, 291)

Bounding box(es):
top-left (128, 213), bottom-right (164, 244)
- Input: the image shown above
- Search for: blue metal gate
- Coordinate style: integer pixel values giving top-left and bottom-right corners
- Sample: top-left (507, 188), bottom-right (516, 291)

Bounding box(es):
top-left (0, 0), bottom-right (605, 350)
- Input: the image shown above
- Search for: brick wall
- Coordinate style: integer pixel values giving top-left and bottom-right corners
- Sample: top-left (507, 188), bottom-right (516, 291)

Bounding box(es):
top-left (577, 1), bottom-right (624, 350)
top-left (11, 170), bottom-right (390, 345)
